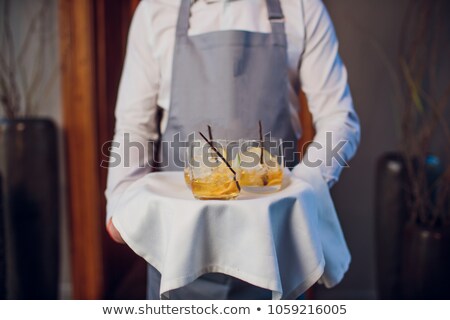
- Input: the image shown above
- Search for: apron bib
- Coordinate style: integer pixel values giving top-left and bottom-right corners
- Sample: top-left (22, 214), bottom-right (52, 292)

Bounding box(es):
top-left (148, 0), bottom-right (298, 299)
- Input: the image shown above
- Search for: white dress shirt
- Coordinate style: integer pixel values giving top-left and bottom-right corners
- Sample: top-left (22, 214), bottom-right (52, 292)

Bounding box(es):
top-left (106, 0), bottom-right (360, 221)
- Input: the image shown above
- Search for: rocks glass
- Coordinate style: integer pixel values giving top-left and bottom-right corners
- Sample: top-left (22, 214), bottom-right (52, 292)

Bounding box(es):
top-left (186, 139), bottom-right (241, 200)
top-left (239, 138), bottom-right (284, 193)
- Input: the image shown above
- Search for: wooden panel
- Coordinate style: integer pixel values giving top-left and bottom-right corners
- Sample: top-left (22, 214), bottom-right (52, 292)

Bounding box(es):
top-left (94, 0), bottom-right (146, 299)
top-left (130, 0), bottom-right (140, 13)
top-left (298, 91), bottom-right (315, 158)
top-left (59, 0), bottom-right (104, 299)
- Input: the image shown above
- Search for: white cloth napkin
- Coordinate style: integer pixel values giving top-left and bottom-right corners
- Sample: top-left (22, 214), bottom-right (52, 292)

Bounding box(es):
top-left (292, 164), bottom-right (352, 288)
top-left (111, 166), bottom-right (350, 299)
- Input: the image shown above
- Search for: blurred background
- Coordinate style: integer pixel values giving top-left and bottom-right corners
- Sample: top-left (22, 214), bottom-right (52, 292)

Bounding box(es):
top-left (0, 0), bottom-right (449, 300)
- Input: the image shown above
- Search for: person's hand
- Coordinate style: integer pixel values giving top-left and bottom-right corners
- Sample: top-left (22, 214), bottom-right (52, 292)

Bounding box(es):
top-left (107, 218), bottom-right (125, 244)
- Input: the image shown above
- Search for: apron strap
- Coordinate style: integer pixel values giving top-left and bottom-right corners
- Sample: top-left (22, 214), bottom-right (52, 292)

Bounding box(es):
top-left (176, 0), bottom-right (286, 37)
top-left (176, 0), bottom-right (192, 37)
top-left (266, 0), bottom-right (286, 34)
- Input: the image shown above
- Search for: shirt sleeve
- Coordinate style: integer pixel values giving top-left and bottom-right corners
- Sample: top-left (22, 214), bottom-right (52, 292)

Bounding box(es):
top-left (105, 1), bottom-right (161, 222)
top-left (292, 0), bottom-right (360, 187)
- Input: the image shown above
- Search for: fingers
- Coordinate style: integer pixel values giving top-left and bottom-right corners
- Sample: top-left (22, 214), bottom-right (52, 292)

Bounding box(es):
top-left (107, 218), bottom-right (126, 244)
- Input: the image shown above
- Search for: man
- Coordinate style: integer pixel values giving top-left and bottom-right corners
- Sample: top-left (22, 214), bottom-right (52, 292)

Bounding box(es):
top-left (106, 0), bottom-right (360, 299)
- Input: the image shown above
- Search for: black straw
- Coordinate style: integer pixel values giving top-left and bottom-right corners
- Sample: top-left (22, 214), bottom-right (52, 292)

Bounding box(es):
top-left (259, 120), bottom-right (264, 165)
top-left (207, 125), bottom-right (213, 141)
top-left (199, 132), bottom-right (241, 191)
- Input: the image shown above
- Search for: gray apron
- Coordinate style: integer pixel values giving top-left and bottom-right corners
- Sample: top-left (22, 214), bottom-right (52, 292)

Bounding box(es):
top-left (148, 0), bottom-right (299, 299)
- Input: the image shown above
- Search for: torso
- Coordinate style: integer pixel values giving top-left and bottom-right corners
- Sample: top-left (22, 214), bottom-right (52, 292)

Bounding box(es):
top-left (142, 0), bottom-right (306, 136)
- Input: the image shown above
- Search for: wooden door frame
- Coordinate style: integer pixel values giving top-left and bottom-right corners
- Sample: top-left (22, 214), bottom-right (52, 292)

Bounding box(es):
top-left (59, 0), bottom-right (104, 299)
top-left (59, 0), bottom-right (141, 300)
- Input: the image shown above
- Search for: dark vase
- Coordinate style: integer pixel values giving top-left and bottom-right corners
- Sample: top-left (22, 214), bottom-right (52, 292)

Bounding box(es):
top-left (0, 118), bottom-right (60, 299)
top-left (401, 223), bottom-right (450, 299)
top-left (375, 152), bottom-right (409, 299)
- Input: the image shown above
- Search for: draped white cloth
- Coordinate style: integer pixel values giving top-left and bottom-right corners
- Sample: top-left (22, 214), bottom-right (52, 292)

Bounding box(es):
top-left (112, 166), bottom-right (350, 299)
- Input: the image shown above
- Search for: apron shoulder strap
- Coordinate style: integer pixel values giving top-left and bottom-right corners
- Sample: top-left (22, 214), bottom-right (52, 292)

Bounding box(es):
top-left (176, 0), bottom-right (286, 37)
top-left (266, 0), bottom-right (286, 34)
top-left (176, 0), bottom-right (191, 37)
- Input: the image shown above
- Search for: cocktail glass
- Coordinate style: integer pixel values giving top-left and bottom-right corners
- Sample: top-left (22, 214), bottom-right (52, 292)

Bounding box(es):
top-left (239, 138), bottom-right (284, 193)
top-left (187, 139), bottom-right (241, 200)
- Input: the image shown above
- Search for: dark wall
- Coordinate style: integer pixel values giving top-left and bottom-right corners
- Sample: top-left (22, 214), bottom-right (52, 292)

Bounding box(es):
top-left (318, 0), bottom-right (449, 299)
top-left (320, 0), bottom-right (403, 299)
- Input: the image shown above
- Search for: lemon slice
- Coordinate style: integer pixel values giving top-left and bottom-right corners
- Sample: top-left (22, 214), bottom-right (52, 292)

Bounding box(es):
top-left (240, 147), bottom-right (279, 168)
